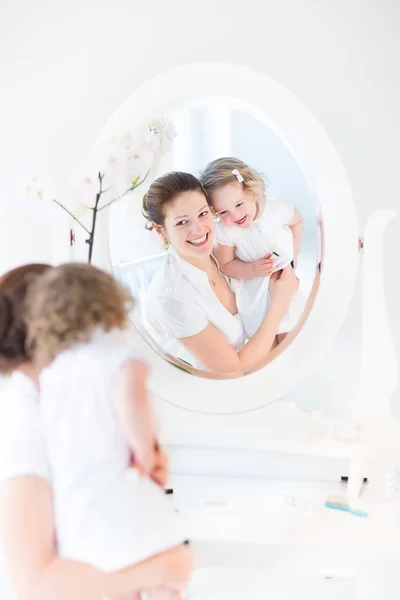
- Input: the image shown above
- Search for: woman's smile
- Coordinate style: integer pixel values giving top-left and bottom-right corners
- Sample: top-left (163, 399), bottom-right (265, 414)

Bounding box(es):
top-left (162, 190), bottom-right (215, 260)
top-left (187, 232), bottom-right (209, 246)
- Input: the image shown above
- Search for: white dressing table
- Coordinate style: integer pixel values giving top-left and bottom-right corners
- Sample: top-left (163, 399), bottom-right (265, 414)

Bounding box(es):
top-left (76, 63), bottom-right (399, 598)
top-left (166, 473), bottom-right (400, 599)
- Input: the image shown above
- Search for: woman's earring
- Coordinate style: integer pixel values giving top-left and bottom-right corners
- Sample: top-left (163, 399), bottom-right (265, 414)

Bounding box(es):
top-left (163, 238), bottom-right (171, 251)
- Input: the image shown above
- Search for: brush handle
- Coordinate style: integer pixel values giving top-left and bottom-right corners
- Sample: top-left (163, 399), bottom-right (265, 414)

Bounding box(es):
top-left (324, 501), bottom-right (368, 518)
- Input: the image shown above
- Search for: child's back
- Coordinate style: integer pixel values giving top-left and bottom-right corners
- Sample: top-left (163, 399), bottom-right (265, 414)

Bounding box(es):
top-left (25, 264), bottom-right (187, 574)
top-left (40, 326), bottom-right (186, 571)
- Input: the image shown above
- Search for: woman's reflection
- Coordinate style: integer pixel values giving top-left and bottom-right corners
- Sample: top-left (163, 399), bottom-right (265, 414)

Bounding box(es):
top-left (142, 171), bottom-right (298, 376)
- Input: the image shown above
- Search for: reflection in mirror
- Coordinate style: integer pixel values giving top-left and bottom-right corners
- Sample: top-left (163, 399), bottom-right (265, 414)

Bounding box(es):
top-left (110, 97), bottom-right (322, 377)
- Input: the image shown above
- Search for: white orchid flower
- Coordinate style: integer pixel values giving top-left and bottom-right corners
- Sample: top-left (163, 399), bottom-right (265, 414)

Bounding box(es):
top-left (67, 157), bottom-right (117, 211)
top-left (23, 175), bottom-right (56, 203)
top-left (68, 168), bottom-right (99, 207)
top-left (115, 143), bottom-right (154, 195)
top-left (147, 117), bottom-right (177, 155)
top-left (93, 142), bottom-right (128, 175)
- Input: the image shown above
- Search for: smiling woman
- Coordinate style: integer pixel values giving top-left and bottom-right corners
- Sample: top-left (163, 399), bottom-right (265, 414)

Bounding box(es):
top-left (142, 171), bottom-right (298, 375)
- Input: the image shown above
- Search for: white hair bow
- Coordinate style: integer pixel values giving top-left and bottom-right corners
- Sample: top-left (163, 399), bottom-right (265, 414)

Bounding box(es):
top-left (231, 169), bottom-right (244, 183)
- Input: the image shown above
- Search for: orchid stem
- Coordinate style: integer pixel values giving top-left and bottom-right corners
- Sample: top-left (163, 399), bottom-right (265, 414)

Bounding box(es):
top-left (98, 170), bottom-right (150, 212)
top-left (52, 199), bottom-right (91, 234)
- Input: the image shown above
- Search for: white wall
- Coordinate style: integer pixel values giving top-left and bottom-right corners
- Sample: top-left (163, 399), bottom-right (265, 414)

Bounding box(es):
top-left (0, 0), bottom-right (399, 413)
top-left (0, 195), bottom-right (52, 273)
top-left (230, 108), bottom-right (318, 252)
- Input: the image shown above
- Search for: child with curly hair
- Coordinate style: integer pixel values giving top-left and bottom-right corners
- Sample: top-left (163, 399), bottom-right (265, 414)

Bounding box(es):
top-left (200, 157), bottom-right (306, 339)
top-left (25, 263), bottom-right (189, 600)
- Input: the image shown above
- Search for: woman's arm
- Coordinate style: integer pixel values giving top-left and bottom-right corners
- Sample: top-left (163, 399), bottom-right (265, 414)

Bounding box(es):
top-left (179, 266), bottom-right (298, 375)
top-left (214, 244), bottom-right (274, 279)
top-left (287, 208), bottom-right (304, 267)
top-left (0, 476), bottom-right (193, 600)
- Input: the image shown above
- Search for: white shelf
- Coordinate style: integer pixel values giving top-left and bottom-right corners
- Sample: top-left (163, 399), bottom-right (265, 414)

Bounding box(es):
top-left (157, 398), bottom-right (373, 461)
top-left (168, 474), bottom-right (400, 558)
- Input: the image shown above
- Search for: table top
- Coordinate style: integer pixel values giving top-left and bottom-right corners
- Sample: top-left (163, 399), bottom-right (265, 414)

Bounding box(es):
top-left (168, 473), bottom-right (400, 558)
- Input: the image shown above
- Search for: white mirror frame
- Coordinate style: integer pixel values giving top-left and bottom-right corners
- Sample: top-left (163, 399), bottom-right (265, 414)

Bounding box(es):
top-left (91, 61), bottom-right (359, 414)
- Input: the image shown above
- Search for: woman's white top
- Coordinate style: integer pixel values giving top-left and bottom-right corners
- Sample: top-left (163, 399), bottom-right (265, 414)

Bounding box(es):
top-left (215, 198), bottom-right (306, 334)
top-left (0, 371), bottom-right (50, 600)
top-left (145, 249), bottom-right (247, 369)
top-left (39, 328), bottom-right (186, 572)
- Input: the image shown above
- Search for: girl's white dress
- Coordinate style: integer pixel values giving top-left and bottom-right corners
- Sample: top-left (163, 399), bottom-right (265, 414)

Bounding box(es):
top-left (215, 198), bottom-right (306, 334)
top-left (38, 328), bottom-right (187, 572)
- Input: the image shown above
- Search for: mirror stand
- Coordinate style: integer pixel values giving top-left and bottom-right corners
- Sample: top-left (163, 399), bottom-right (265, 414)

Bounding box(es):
top-left (347, 209), bottom-right (398, 503)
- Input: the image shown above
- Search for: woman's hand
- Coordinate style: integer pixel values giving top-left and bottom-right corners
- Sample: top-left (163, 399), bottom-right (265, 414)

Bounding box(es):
top-left (157, 544), bottom-right (194, 591)
top-left (110, 544), bottom-right (194, 600)
top-left (269, 266), bottom-right (299, 309)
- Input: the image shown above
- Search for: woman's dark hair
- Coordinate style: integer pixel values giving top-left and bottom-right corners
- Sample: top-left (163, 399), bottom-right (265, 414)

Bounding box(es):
top-left (0, 263), bottom-right (51, 374)
top-left (142, 171), bottom-right (206, 230)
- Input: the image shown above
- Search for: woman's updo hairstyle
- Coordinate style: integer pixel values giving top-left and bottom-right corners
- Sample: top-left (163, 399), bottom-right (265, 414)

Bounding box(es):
top-left (0, 263), bottom-right (51, 374)
top-left (142, 171), bottom-right (206, 230)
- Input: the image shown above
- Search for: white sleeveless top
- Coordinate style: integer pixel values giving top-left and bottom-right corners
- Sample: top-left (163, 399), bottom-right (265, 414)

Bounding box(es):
top-left (39, 328), bottom-right (186, 571)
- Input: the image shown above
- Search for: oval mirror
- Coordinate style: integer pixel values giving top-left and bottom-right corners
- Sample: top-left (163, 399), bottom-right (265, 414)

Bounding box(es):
top-left (89, 63), bottom-right (358, 414)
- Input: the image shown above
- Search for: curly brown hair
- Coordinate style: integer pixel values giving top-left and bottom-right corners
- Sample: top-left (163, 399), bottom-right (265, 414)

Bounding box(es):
top-left (199, 157), bottom-right (268, 209)
top-left (25, 263), bottom-right (133, 365)
top-left (0, 263), bottom-right (52, 374)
